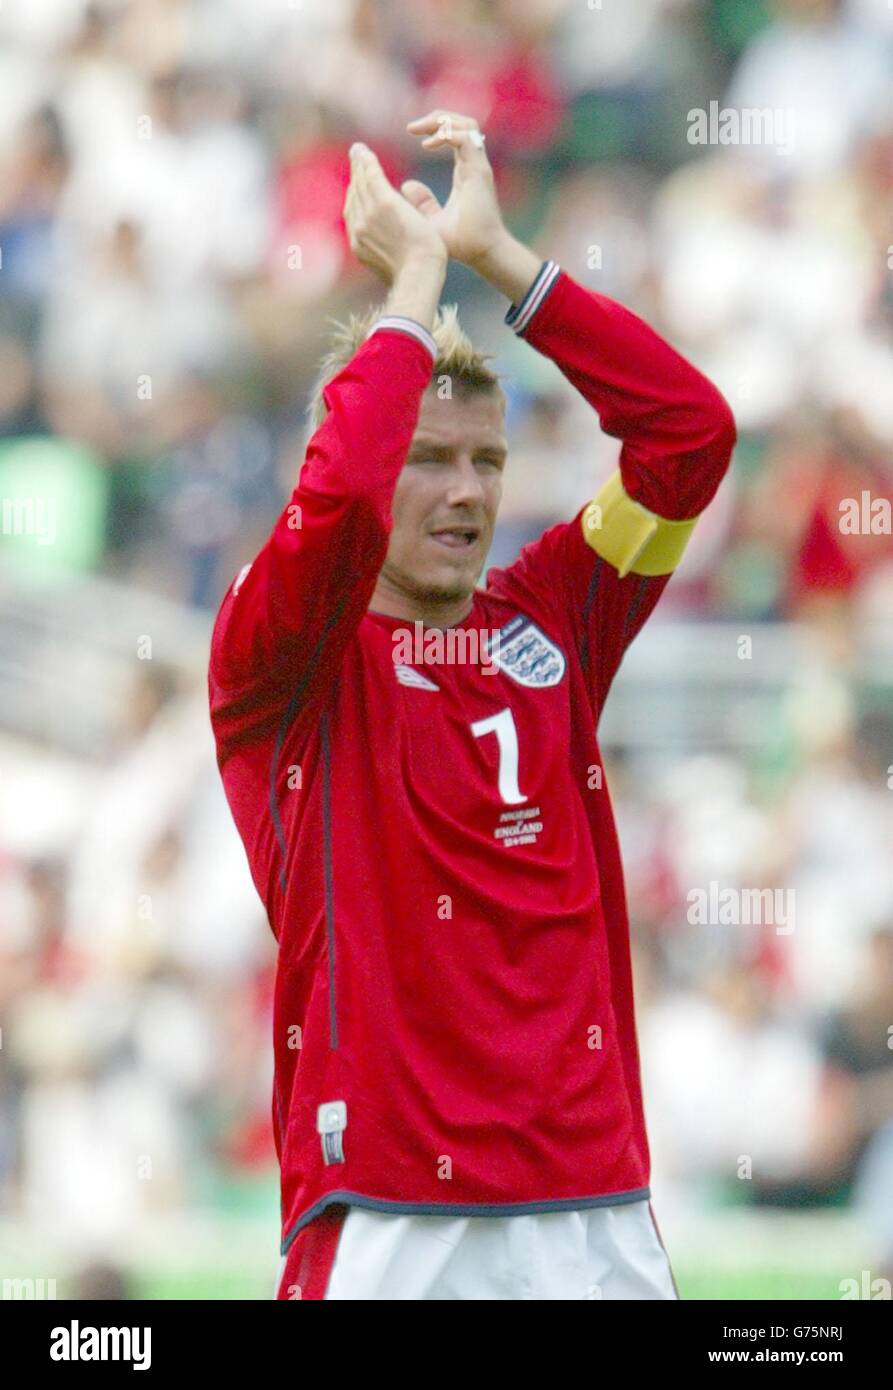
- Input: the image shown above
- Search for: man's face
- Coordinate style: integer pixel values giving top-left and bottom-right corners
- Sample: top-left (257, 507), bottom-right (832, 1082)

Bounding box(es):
top-left (376, 386), bottom-right (507, 611)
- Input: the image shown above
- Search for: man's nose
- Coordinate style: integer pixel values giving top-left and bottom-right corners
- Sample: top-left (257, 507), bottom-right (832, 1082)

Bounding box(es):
top-left (444, 457), bottom-right (486, 507)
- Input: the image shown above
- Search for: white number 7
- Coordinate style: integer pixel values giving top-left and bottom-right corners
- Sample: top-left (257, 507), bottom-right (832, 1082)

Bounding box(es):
top-left (471, 707), bottom-right (527, 805)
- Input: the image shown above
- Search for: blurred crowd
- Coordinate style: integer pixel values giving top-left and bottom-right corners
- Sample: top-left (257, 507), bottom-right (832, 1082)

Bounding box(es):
top-left (1, 0), bottom-right (892, 1286)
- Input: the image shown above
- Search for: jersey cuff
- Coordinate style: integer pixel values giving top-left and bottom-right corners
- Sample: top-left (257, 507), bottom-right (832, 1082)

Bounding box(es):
top-left (581, 470), bottom-right (700, 578)
top-left (368, 316), bottom-right (437, 360)
top-left (505, 260), bottom-right (561, 335)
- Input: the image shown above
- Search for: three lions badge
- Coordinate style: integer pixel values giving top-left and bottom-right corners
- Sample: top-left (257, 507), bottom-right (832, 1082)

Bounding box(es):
top-left (487, 614), bottom-right (566, 688)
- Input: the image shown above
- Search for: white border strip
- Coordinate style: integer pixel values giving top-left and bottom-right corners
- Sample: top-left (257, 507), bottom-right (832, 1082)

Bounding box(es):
top-left (369, 316), bottom-right (437, 359)
top-left (508, 260), bottom-right (561, 335)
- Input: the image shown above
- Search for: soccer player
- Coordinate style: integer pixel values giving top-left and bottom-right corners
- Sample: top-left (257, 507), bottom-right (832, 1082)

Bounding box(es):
top-left (209, 110), bottom-right (736, 1300)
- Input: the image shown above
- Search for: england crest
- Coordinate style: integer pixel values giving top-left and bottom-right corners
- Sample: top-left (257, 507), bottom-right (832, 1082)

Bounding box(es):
top-left (488, 614), bottom-right (566, 688)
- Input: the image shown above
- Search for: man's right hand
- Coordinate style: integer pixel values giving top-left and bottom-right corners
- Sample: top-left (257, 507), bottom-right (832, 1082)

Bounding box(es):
top-left (344, 142), bottom-right (447, 287)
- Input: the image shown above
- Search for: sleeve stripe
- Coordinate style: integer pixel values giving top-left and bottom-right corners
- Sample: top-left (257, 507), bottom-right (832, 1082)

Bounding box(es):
top-left (505, 260), bottom-right (561, 335)
top-left (622, 576), bottom-right (651, 640)
top-left (368, 316), bottom-right (437, 360)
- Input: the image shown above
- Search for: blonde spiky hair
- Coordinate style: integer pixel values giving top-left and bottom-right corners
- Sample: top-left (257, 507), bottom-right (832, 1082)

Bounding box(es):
top-left (306, 302), bottom-right (505, 430)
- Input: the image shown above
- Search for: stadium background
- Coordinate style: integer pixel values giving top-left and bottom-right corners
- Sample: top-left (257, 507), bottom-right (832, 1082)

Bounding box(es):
top-left (0, 0), bottom-right (891, 1300)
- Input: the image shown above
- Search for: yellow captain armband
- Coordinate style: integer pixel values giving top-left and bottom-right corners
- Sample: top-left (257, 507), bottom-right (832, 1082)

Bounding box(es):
top-left (581, 470), bottom-right (699, 578)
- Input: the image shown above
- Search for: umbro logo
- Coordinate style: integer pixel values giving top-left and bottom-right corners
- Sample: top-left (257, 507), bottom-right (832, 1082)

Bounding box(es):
top-left (394, 665), bottom-right (439, 691)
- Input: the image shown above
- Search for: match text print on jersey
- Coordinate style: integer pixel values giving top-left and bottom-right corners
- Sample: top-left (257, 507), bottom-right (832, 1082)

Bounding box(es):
top-left (472, 707), bottom-right (545, 847)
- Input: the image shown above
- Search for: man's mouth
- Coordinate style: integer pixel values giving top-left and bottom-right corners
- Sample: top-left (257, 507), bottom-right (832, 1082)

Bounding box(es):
top-left (428, 525), bottom-right (481, 551)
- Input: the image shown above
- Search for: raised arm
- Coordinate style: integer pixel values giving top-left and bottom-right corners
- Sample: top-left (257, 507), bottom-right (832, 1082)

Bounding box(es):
top-left (499, 258), bottom-right (736, 562)
top-left (210, 144), bottom-right (447, 715)
top-left (404, 107), bottom-right (735, 576)
top-left (402, 108), bottom-right (736, 713)
top-left (487, 258), bottom-right (736, 711)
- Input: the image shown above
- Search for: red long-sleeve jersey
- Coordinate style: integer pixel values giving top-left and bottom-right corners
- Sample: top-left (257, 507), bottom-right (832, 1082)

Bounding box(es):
top-left (209, 262), bottom-right (736, 1256)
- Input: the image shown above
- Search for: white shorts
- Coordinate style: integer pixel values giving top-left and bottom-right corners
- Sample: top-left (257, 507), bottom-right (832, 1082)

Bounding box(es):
top-left (275, 1199), bottom-right (679, 1301)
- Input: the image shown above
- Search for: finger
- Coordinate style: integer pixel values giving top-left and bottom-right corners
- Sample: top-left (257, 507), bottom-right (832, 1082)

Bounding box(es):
top-left (406, 110), bottom-right (448, 133)
top-left (343, 183), bottom-right (357, 242)
top-left (348, 143), bottom-right (373, 213)
top-left (400, 178), bottom-right (442, 219)
top-left (349, 143), bottom-right (380, 215)
top-left (340, 168), bottom-right (358, 230)
top-left (406, 110), bottom-right (478, 135)
top-left (419, 127), bottom-right (490, 177)
top-left (351, 141), bottom-right (391, 209)
top-left (407, 112), bottom-right (486, 156)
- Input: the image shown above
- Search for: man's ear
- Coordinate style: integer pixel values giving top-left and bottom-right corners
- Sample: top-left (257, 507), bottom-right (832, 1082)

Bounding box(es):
top-left (401, 179), bottom-right (441, 219)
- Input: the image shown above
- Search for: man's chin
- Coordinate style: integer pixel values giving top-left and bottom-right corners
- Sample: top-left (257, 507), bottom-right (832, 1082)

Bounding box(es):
top-left (425, 553), bottom-right (487, 596)
top-left (377, 554), bottom-right (485, 613)
top-left (412, 576), bottom-right (477, 606)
